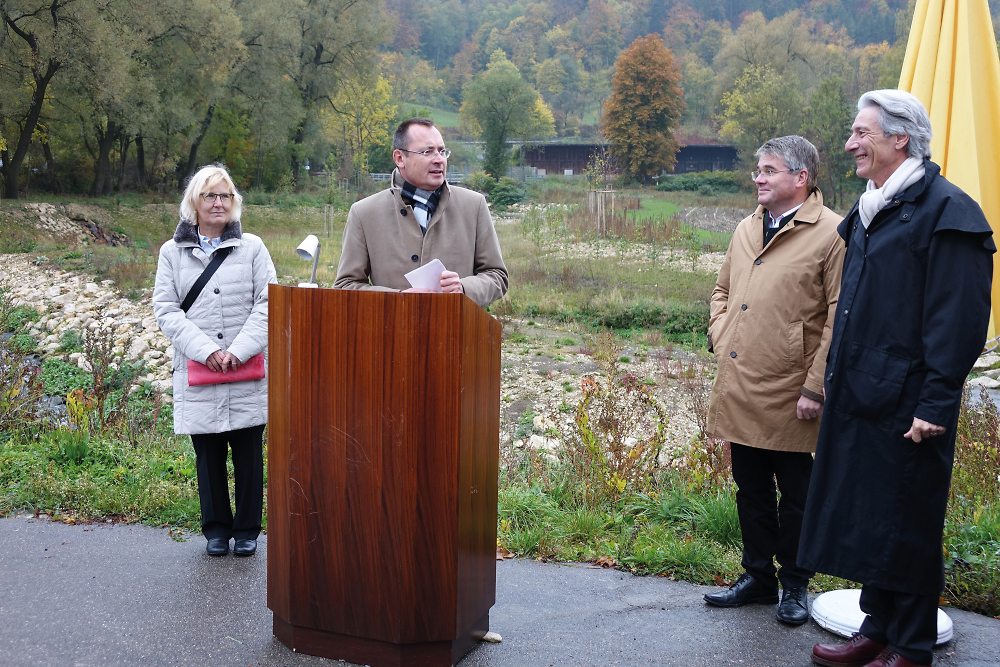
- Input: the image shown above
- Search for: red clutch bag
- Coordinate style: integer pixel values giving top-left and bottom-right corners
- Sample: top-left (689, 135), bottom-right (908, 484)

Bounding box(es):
top-left (187, 353), bottom-right (266, 386)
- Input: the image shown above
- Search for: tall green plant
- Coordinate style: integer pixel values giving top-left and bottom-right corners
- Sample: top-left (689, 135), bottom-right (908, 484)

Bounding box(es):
top-left (560, 331), bottom-right (669, 506)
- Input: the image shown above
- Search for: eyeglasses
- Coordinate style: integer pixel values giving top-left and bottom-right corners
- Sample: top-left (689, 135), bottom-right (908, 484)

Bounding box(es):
top-left (200, 192), bottom-right (234, 203)
top-left (750, 169), bottom-right (799, 180)
top-left (400, 148), bottom-right (452, 158)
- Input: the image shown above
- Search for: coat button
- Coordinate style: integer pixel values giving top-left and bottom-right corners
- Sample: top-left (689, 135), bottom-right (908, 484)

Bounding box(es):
top-left (400, 208), bottom-right (407, 216)
top-left (741, 304), bottom-right (747, 311)
top-left (754, 259), bottom-right (761, 265)
top-left (217, 333), bottom-right (223, 339)
top-left (730, 351), bottom-right (737, 358)
top-left (843, 309), bottom-right (848, 315)
top-left (214, 288), bottom-right (220, 294)
top-left (411, 254), bottom-right (419, 262)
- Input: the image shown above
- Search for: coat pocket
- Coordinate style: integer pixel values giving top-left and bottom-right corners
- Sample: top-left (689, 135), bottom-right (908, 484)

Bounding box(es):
top-left (784, 321), bottom-right (805, 368)
top-left (836, 343), bottom-right (910, 425)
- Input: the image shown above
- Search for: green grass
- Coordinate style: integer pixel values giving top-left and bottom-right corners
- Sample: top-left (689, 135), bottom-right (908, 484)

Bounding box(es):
top-left (422, 106), bottom-right (460, 128)
top-left (628, 198), bottom-right (681, 218)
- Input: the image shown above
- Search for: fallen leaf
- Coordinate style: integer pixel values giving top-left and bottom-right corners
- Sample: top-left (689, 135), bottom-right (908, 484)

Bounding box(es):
top-left (595, 555), bottom-right (617, 568)
top-left (713, 576), bottom-right (728, 587)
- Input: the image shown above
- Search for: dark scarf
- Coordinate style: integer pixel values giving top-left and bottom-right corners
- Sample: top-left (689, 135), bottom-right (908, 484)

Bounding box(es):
top-left (400, 181), bottom-right (442, 235)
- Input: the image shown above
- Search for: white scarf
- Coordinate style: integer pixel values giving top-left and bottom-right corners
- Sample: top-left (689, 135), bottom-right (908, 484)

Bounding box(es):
top-left (858, 157), bottom-right (925, 228)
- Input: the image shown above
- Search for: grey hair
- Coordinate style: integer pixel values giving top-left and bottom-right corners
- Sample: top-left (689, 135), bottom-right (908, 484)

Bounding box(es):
top-left (179, 164), bottom-right (242, 224)
top-left (755, 135), bottom-right (821, 190)
top-left (857, 89), bottom-right (932, 159)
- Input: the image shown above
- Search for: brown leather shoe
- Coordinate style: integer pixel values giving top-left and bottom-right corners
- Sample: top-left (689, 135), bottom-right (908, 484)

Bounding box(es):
top-left (812, 633), bottom-right (887, 667)
top-left (872, 651), bottom-right (930, 667)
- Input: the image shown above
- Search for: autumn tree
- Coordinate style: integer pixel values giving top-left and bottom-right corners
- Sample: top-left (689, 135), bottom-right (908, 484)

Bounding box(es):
top-left (802, 76), bottom-right (860, 209)
top-left (719, 65), bottom-right (802, 163)
top-left (0, 0), bottom-right (127, 199)
top-left (601, 35), bottom-right (685, 182)
top-left (713, 11), bottom-right (823, 102)
top-left (460, 50), bottom-right (555, 178)
top-left (323, 73), bottom-right (396, 175)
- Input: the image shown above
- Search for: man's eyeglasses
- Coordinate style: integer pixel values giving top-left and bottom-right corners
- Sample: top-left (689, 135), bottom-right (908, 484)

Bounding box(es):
top-left (400, 148), bottom-right (452, 158)
top-left (200, 192), bottom-right (234, 203)
top-left (750, 169), bottom-right (799, 180)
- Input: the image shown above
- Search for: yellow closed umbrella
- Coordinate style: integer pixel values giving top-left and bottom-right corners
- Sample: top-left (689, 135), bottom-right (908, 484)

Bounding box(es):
top-left (899, 0), bottom-right (1000, 338)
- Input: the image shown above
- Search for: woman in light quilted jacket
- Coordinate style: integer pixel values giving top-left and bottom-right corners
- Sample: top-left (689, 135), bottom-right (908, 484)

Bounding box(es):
top-left (153, 164), bottom-right (276, 558)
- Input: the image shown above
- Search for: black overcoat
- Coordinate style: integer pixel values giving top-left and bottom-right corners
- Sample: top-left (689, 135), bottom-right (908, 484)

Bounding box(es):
top-left (798, 160), bottom-right (995, 595)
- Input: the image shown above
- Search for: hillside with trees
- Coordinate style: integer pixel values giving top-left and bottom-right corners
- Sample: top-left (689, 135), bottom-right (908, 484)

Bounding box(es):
top-left (3, 0), bottom-right (1000, 195)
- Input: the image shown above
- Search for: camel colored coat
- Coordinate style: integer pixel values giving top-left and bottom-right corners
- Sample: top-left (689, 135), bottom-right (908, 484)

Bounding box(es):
top-left (706, 190), bottom-right (844, 452)
top-left (335, 170), bottom-right (508, 308)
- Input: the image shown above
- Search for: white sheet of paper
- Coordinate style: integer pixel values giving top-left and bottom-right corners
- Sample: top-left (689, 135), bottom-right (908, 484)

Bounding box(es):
top-left (404, 258), bottom-right (446, 292)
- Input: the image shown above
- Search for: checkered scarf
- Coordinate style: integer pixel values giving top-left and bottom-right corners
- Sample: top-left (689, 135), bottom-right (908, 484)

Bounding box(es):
top-left (400, 180), bottom-right (442, 235)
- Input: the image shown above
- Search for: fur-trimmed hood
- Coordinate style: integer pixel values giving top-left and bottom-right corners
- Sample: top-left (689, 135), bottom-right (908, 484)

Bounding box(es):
top-left (172, 219), bottom-right (242, 246)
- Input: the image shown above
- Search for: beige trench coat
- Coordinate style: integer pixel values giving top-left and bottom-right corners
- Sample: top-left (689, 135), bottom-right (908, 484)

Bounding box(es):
top-left (335, 169), bottom-right (509, 308)
top-left (706, 190), bottom-right (845, 452)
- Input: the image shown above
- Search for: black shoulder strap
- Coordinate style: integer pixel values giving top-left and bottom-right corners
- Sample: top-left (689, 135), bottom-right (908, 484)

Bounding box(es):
top-left (180, 246), bottom-right (233, 313)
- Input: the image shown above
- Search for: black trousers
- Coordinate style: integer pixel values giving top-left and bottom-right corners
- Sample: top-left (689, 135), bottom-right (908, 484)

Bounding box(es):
top-left (859, 585), bottom-right (938, 665)
top-left (730, 442), bottom-right (815, 589)
top-left (190, 424), bottom-right (265, 541)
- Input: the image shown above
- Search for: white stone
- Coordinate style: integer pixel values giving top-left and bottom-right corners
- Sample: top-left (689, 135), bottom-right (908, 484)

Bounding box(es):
top-left (46, 286), bottom-right (61, 297)
top-left (83, 282), bottom-right (99, 296)
top-left (526, 433), bottom-right (561, 454)
top-left (973, 353), bottom-right (999, 369)
top-left (128, 339), bottom-right (150, 361)
top-left (967, 376), bottom-right (1000, 389)
top-left (532, 415), bottom-right (556, 430)
top-left (152, 379), bottom-right (172, 393)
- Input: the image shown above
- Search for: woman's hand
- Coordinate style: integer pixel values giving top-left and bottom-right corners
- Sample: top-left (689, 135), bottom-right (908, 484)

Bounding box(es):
top-left (206, 350), bottom-right (226, 372)
top-left (221, 352), bottom-right (242, 372)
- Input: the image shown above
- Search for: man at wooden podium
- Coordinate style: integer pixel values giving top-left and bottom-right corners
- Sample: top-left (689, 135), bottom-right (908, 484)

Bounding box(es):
top-left (335, 118), bottom-right (509, 308)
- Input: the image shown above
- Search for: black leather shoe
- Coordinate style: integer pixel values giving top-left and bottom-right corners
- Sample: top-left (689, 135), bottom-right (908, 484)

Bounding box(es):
top-left (206, 537), bottom-right (229, 556)
top-left (776, 585), bottom-right (809, 625)
top-left (233, 539), bottom-right (257, 556)
top-left (703, 572), bottom-right (779, 607)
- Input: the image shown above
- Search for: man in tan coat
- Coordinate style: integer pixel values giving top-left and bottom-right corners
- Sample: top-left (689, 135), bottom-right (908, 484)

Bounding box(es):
top-left (703, 136), bottom-right (845, 626)
top-left (335, 118), bottom-right (508, 308)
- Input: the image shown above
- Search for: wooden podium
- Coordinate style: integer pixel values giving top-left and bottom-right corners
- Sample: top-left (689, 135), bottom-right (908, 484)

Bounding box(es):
top-left (266, 286), bottom-right (501, 667)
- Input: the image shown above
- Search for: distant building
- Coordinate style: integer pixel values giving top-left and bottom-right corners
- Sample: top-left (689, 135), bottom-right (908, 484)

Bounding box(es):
top-left (521, 142), bottom-right (738, 175)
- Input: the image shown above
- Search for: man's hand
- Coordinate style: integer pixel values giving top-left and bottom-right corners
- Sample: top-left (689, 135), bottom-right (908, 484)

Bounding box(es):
top-left (440, 270), bottom-right (464, 294)
top-left (221, 352), bottom-right (242, 373)
top-left (904, 417), bottom-right (945, 442)
top-left (796, 395), bottom-right (823, 420)
top-left (205, 350), bottom-right (226, 373)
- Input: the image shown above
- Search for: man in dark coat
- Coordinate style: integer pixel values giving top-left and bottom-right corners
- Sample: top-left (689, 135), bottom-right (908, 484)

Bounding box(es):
top-left (800, 90), bottom-right (995, 667)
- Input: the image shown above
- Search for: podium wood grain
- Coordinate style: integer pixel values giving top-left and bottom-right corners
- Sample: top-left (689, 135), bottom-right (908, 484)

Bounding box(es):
top-left (267, 286), bottom-right (500, 666)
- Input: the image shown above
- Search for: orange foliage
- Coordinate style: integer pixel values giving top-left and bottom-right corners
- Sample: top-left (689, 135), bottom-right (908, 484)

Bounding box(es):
top-left (600, 35), bottom-right (685, 180)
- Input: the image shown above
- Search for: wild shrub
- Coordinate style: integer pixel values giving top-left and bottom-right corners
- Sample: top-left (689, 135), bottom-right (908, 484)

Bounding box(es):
top-left (558, 331), bottom-right (669, 506)
top-left (0, 294), bottom-right (46, 441)
top-left (39, 359), bottom-right (92, 396)
top-left (462, 171), bottom-right (496, 195)
top-left (79, 305), bottom-right (146, 431)
top-left (664, 357), bottom-right (732, 490)
top-left (489, 178), bottom-right (527, 210)
top-left (952, 386), bottom-right (1000, 515)
top-left (656, 170), bottom-right (748, 194)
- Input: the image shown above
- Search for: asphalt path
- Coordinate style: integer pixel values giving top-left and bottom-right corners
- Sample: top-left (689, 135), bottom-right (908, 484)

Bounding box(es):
top-left (1, 516), bottom-right (998, 667)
